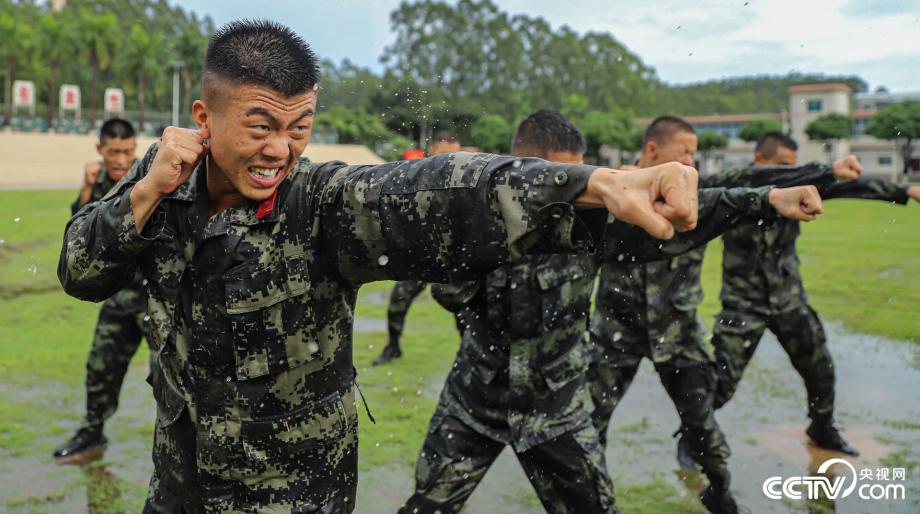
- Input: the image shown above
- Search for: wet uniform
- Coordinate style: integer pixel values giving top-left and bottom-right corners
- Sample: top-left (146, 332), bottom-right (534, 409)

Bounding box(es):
top-left (60, 148), bottom-right (611, 514)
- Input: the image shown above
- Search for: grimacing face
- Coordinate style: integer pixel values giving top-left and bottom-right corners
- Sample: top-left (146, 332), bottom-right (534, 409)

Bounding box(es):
top-left (97, 137), bottom-right (137, 182)
top-left (643, 130), bottom-right (698, 167)
top-left (193, 83), bottom-right (316, 202)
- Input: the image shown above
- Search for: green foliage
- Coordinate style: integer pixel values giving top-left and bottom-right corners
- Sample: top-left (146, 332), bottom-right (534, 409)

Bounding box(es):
top-left (577, 110), bottom-right (636, 160)
top-left (739, 118), bottom-right (783, 142)
top-left (805, 113), bottom-right (852, 142)
top-left (697, 131), bottom-right (728, 152)
top-left (866, 101), bottom-right (920, 179)
top-left (470, 114), bottom-right (512, 152)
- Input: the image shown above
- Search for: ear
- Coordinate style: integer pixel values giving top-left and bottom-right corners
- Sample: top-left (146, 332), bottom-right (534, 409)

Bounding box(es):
top-left (644, 140), bottom-right (657, 159)
top-left (95, 142), bottom-right (104, 156)
top-left (192, 100), bottom-right (209, 133)
top-left (753, 152), bottom-right (766, 164)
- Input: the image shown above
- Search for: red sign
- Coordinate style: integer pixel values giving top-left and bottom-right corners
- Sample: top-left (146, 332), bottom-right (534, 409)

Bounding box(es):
top-left (104, 88), bottom-right (124, 113)
top-left (12, 80), bottom-right (35, 108)
top-left (59, 84), bottom-right (81, 110)
top-left (403, 149), bottom-right (426, 160)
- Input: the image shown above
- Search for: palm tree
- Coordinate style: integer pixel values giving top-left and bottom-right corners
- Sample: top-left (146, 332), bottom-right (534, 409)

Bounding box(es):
top-left (37, 13), bottom-right (77, 128)
top-left (122, 25), bottom-right (164, 131)
top-left (76, 8), bottom-right (118, 126)
top-left (173, 21), bottom-right (208, 126)
top-left (0, 11), bottom-right (34, 126)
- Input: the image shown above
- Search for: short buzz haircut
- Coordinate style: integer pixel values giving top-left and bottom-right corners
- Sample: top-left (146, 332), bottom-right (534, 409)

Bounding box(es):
top-left (511, 110), bottom-right (585, 157)
top-left (432, 131), bottom-right (458, 143)
top-left (202, 20), bottom-right (321, 101)
top-left (755, 131), bottom-right (798, 159)
top-left (644, 115), bottom-right (695, 146)
top-left (99, 118), bottom-right (135, 145)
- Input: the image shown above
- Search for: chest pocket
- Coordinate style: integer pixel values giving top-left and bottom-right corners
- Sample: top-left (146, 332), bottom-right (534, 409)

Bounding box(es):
top-left (535, 259), bottom-right (592, 332)
top-left (224, 252), bottom-right (319, 380)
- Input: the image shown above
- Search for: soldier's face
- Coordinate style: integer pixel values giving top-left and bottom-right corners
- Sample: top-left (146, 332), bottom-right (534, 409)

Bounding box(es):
top-left (755, 146), bottom-right (798, 166)
top-left (429, 140), bottom-right (460, 156)
top-left (644, 131), bottom-right (697, 167)
top-left (196, 83), bottom-right (316, 202)
top-left (96, 137), bottom-right (137, 181)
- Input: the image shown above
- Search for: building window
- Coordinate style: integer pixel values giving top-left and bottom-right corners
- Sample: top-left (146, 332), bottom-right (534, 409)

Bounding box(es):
top-left (878, 155), bottom-right (893, 166)
top-left (807, 99), bottom-right (823, 112)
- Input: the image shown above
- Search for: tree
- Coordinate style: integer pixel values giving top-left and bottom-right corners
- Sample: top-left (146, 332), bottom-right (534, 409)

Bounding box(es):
top-left (173, 20), bottom-right (209, 126)
top-left (806, 113), bottom-right (851, 161)
top-left (577, 110), bottom-right (634, 164)
top-left (866, 100), bottom-right (920, 183)
top-left (739, 118), bottom-right (783, 142)
top-left (697, 131), bottom-right (728, 174)
top-left (470, 114), bottom-right (512, 153)
top-left (76, 8), bottom-right (118, 125)
top-left (122, 25), bottom-right (164, 131)
top-left (0, 10), bottom-right (34, 126)
top-left (37, 12), bottom-right (77, 127)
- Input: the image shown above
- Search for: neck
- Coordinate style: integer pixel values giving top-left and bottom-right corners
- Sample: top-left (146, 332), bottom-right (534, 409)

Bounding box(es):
top-left (206, 156), bottom-right (245, 216)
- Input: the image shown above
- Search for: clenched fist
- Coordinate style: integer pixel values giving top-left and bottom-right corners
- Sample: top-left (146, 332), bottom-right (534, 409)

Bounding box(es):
top-left (146, 127), bottom-right (210, 196)
top-left (832, 155), bottom-right (862, 180)
top-left (768, 185), bottom-right (824, 222)
top-left (83, 161), bottom-right (102, 188)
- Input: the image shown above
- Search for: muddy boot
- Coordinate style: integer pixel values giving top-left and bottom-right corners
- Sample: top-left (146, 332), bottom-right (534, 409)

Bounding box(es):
top-left (676, 432), bottom-right (701, 471)
top-left (699, 486), bottom-right (749, 514)
top-left (53, 427), bottom-right (107, 465)
top-left (373, 343), bottom-right (402, 366)
top-left (806, 418), bottom-right (859, 456)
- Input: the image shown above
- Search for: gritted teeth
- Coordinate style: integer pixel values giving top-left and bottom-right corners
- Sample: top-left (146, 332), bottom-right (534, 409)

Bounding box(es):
top-left (249, 166), bottom-right (282, 179)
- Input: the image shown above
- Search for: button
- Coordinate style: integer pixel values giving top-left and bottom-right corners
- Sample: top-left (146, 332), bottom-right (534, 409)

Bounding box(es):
top-left (553, 171), bottom-right (568, 186)
top-left (550, 206), bottom-right (565, 219)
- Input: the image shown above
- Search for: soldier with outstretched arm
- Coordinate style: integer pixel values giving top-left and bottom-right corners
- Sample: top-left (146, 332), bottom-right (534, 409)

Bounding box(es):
top-left (59, 21), bottom-right (705, 514)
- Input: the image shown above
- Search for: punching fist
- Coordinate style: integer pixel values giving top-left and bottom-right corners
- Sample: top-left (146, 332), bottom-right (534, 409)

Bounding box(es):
top-left (768, 185), bottom-right (824, 222)
top-left (147, 127), bottom-right (210, 196)
top-left (832, 155), bottom-right (862, 180)
top-left (83, 161), bottom-right (102, 188)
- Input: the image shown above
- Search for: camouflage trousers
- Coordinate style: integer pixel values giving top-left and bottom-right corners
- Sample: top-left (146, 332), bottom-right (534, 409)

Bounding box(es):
top-left (399, 414), bottom-right (617, 514)
top-left (387, 280), bottom-right (428, 346)
top-left (83, 303), bottom-right (151, 431)
top-left (587, 334), bottom-right (732, 493)
top-left (712, 303), bottom-right (834, 421)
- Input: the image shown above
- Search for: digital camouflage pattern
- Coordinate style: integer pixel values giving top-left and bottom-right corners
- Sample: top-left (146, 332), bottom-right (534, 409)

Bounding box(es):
top-left (71, 164), bottom-right (150, 432)
top-left (588, 163), bottom-right (839, 495)
top-left (712, 176), bottom-right (911, 419)
top-left (386, 280), bottom-right (428, 346)
top-left (402, 185), bottom-right (783, 514)
top-left (59, 145), bottom-right (610, 514)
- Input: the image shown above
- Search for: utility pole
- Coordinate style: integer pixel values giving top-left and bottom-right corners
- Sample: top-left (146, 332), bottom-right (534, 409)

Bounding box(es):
top-left (171, 61), bottom-right (184, 127)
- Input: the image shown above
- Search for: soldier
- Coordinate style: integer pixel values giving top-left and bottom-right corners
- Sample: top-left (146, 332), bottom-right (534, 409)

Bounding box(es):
top-left (587, 116), bottom-right (858, 514)
top-left (374, 131), bottom-right (461, 365)
top-left (399, 111), bottom-right (824, 514)
top-left (53, 118), bottom-right (149, 465)
top-left (710, 132), bottom-right (920, 456)
top-left (58, 21), bottom-right (704, 514)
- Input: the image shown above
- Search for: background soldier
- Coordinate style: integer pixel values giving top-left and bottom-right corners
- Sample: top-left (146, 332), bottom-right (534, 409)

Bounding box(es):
top-left (53, 118), bottom-right (149, 465)
top-left (711, 132), bottom-right (920, 456)
top-left (59, 20), bottom-right (704, 514)
top-left (587, 116), bottom-right (854, 514)
top-left (374, 131), bottom-right (461, 365)
top-left (401, 111), bottom-right (823, 514)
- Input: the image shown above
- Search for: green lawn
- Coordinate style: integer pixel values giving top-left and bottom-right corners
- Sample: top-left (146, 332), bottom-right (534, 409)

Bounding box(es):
top-left (0, 190), bottom-right (916, 512)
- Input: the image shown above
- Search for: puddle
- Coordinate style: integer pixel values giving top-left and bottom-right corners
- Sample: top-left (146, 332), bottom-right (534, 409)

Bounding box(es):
top-left (353, 316), bottom-right (388, 334)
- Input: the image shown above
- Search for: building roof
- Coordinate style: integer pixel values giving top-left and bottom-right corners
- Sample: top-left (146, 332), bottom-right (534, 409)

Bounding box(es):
top-left (635, 112), bottom-right (784, 126)
top-left (787, 83), bottom-right (852, 94)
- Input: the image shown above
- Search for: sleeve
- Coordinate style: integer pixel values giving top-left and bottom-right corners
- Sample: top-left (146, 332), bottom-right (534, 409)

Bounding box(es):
top-left (70, 194), bottom-right (83, 216)
top-left (701, 162), bottom-right (836, 189)
top-left (315, 152), bottom-right (610, 284)
top-left (600, 185), bottom-right (776, 263)
top-left (819, 178), bottom-right (910, 204)
top-left (58, 145), bottom-right (166, 302)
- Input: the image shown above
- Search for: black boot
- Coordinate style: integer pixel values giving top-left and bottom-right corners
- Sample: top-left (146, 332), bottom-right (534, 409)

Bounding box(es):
top-left (807, 418), bottom-right (859, 456)
top-left (700, 486), bottom-right (749, 514)
top-left (373, 343), bottom-right (402, 365)
top-left (53, 427), bottom-right (107, 465)
top-left (676, 432), bottom-right (701, 471)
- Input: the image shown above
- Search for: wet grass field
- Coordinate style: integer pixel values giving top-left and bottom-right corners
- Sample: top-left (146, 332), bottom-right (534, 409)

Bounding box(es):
top-left (0, 190), bottom-right (917, 513)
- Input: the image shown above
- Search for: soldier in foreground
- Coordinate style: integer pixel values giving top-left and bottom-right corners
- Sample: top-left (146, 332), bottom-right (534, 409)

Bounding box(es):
top-left (710, 132), bottom-right (920, 456)
top-left (587, 116), bottom-right (860, 514)
top-left (374, 131), bottom-right (462, 365)
top-left (399, 111), bottom-right (824, 514)
top-left (59, 21), bottom-right (705, 513)
top-left (53, 118), bottom-right (149, 465)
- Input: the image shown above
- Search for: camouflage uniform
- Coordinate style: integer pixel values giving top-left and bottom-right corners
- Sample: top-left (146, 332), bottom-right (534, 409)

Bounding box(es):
top-left (59, 147), bottom-right (612, 514)
top-left (71, 163), bottom-right (150, 433)
top-left (588, 164), bottom-right (839, 495)
top-left (712, 177), bottom-right (911, 425)
top-left (400, 186), bottom-right (779, 514)
top-left (386, 280), bottom-right (428, 346)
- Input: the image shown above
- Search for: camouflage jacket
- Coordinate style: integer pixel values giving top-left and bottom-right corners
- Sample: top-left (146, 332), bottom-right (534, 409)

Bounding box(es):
top-left (592, 163), bottom-right (838, 363)
top-left (429, 185), bottom-right (777, 450)
top-left (58, 145), bottom-right (608, 508)
top-left (720, 176), bottom-right (910, 315)
top-left (71, 162), bottom-right (145, 315)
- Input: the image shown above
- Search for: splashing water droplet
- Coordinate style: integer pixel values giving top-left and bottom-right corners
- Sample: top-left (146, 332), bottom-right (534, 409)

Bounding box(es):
top-left (14, 217), bottom-right (21, 223)
top-left (28, 264), bottom-right (38, 274)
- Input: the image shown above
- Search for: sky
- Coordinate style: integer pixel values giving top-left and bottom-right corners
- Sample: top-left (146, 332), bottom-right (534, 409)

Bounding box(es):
top-left (178, 0), bottom-right (920, 92)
